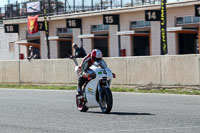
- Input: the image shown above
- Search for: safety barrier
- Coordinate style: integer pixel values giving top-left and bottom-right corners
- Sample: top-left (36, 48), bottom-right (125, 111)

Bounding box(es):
top-left (0, 54), bottom-right (200, 86)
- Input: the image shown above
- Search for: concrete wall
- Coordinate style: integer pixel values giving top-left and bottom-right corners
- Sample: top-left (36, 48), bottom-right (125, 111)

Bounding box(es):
top-left (19, 59), bottom-right (78, 84)
top-left (1, 55), bottom-right (200, 87)
top-left (0, 61), bottom-right (19, 83)
top-left (161, 55), bottom-right (200, 86)
top-left (105, 56), bottom-right (161, 85)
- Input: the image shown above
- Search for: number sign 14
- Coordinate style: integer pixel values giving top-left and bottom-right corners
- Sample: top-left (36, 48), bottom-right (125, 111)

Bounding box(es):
top-left (145, 10), bottom-right (161, 21)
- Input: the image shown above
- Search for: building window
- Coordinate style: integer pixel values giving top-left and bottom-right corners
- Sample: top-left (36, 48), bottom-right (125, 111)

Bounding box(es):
top-left (57, 28), bottom-right (72, 34)
top-left (176, 16), bottom-right (200, 25)
top-left (145, 21), bottom-right (151, 27)
top-left (91, 25), bottom-right (97, 31)
top-left (177, 17), bottom-right (183, 25)
top-left (130, 20), bottom-right (151, 29)
top-left (138, 21), bottom-right (145, 27)
top-left (91, 24), bottom-right (109, 32)
top-left (9, 42), bottom-right (15, 53)
top-left (193, 17), bottom-right (200, 23)
top-left (131, 21), bottom-right (137, 28)
top-left (98, 25), bottom-right (104, 31)
top-left (184, 16), bottom-right (192, 24)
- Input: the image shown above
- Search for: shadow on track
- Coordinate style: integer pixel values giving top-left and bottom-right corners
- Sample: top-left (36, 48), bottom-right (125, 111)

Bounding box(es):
top-left (88, 111), bottom-right (155, 116)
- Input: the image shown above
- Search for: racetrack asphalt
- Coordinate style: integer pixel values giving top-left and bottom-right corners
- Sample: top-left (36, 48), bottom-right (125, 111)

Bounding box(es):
top-left (0, 88), bottom-right (200, 133)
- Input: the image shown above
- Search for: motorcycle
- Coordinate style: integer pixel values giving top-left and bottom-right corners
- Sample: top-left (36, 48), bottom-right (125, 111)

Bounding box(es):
top-left (73, 58), bottom-right (115, 113)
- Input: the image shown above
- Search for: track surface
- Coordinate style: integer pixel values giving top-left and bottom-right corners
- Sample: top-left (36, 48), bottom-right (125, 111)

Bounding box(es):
top-left (0, 88), bottom-right (200, 133)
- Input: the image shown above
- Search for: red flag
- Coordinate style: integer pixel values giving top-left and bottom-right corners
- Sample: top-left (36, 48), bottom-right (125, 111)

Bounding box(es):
top-left (28, 15), bottom-right (39, 34)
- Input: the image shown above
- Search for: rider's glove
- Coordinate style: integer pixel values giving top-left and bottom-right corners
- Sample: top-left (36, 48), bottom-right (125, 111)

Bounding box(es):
top-left (82, 72), bottom-right (92, 80)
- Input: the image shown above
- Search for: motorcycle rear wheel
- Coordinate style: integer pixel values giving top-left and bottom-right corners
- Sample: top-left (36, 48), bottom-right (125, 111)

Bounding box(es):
top-left (76, 94), bottom-right (88, 112)
top-left (99, 88), bottom-right (113, 114)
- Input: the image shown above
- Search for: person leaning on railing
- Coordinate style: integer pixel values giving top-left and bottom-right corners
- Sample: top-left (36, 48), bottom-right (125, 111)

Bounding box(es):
top-left (27, 45), bottom-right (41, 61)
top-left (70, 43), bottom-right (87, 58)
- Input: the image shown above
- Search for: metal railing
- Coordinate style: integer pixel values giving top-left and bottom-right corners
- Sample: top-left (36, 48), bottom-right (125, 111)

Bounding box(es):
top-left (0, 0), bottom-right (188, 20)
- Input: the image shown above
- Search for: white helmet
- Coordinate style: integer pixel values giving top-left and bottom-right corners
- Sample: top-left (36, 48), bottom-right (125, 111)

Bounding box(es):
top-left (91, 49), bottom-right (103, 61)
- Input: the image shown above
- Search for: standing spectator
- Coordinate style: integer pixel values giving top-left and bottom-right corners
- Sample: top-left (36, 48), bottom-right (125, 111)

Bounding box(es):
top-left (71, 43), bottom-right (87, 58)
top-left (28, 45), bottom-right (40, 61)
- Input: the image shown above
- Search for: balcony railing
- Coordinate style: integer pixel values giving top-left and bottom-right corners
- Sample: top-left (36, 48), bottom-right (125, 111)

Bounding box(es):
top-left (0, 0), bottom-right (190, 20)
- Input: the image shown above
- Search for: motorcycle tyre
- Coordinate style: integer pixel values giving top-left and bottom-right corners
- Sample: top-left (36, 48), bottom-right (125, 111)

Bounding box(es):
top-left (100, 88), bottom-right (113, 114)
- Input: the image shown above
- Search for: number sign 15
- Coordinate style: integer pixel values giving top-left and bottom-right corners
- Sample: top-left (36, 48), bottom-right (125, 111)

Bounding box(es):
top-left (145, 10), bottom-right (161, 21)
top-left (66, 19), bottom-right (82, 28)
top-left (103, 15), bottom-right (119, 25)
top-left (4, 24), bottom-right (19, 33)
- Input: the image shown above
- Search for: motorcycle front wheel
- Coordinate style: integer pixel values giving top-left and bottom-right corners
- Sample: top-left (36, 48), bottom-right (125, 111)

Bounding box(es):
top-left (76, 94), bottom-right (88, 112)
top-left (99, 88), bottom-right (113, 114)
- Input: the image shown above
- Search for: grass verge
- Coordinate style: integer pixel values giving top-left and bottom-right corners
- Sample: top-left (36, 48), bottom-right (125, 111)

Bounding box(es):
top-left (111, 87), bottom-right (200, 95)
top-left (0, 84), bottom-right (200, 95)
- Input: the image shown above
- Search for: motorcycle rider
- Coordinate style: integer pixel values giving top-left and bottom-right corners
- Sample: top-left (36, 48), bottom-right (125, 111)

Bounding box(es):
top-left (77, 49), bottom-right (106, 95)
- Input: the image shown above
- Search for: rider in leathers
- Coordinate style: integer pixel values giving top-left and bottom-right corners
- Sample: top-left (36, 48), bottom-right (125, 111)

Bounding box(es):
top-left (77, 49), bottom-right (106, 95)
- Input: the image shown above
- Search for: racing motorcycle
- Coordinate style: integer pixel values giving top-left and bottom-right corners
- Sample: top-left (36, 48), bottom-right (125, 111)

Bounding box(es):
top-left (73, 58), bottom-right (115, 113)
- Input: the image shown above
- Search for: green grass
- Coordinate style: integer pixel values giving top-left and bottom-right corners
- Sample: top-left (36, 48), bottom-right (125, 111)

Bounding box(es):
top-left (111, 87), bottom-right (200, 95)
top-left (0, 84), bottom-right (200, 95)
